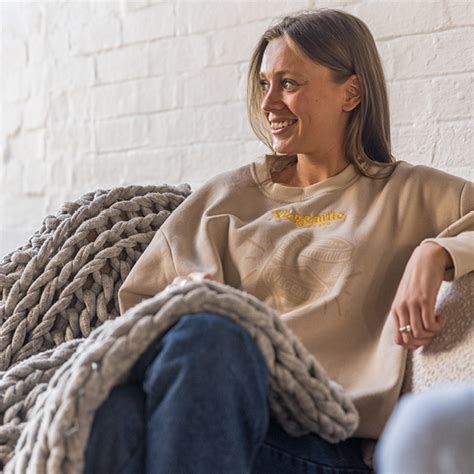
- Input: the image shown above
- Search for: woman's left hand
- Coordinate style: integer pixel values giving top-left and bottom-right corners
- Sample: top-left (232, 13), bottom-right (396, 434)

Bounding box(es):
top-left (165, 272), bottom-right (215, 291)
top-left (391, 243), bottom-right (453, 350)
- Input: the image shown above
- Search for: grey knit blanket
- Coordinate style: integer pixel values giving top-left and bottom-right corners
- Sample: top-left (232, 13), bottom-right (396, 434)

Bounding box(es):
top-left (0, 184), bottom-right (358, 473)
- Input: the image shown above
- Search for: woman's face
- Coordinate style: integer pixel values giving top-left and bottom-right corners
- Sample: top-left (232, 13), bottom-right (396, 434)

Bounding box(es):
top-left (259, 36), bottom-right (352, 159)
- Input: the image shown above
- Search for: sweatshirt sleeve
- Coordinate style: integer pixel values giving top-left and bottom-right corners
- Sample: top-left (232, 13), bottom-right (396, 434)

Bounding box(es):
top-left (420, 180), bottom-right (474, 281)
top-left (117, 181), bottom-right (228, 316)
top-left (118, 229), bottom-right (178, 315)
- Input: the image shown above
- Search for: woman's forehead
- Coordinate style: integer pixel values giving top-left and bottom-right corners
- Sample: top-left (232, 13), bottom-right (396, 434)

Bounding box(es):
top-left (260, 38), bottom-right (327, 80)
top-left (260, 38), bottom-right (308, 77)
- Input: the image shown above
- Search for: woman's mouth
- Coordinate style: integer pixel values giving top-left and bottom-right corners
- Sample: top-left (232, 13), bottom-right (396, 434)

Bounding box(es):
top-left (270, 119), bottom-right (298, 135)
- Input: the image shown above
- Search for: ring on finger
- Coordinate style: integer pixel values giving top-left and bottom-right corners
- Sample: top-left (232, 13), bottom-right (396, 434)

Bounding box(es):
top-left (399, 324), bottom-right (412, 334)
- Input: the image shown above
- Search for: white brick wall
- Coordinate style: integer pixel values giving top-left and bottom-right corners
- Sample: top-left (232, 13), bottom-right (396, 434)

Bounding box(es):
top-left (1, 0), bottom-right (473, 257)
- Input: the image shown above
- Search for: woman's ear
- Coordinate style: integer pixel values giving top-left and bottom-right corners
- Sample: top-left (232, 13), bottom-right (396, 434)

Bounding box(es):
top-left (342, 74), bottom-right (362, 112)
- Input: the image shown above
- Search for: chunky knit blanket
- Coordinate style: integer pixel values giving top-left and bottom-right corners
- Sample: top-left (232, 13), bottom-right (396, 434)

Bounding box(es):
top-left (0, 184), bottom-right (359, 473)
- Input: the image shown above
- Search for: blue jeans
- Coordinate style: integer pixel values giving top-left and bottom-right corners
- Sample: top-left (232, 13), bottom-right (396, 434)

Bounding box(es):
top-left (83, 311), bottom-right (372, 473)
top-left (374, 383), bottom-right (474, 474)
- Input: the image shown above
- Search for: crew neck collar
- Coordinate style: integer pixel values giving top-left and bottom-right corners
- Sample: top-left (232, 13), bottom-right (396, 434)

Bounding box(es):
top-left (250, 153), bottom-right (361, 202)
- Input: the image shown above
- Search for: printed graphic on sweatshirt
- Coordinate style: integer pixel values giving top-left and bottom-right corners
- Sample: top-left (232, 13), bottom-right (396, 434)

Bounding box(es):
top-left (272, 208), bottom-right (346, 228)
top-left (241, 231), bottom-right (362, 316)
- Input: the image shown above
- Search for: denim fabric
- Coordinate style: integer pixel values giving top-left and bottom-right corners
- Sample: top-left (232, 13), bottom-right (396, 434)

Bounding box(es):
top-left (83, 311), bottom-right (372, 474)
top-left (374, 383), bottom-right (474, 474)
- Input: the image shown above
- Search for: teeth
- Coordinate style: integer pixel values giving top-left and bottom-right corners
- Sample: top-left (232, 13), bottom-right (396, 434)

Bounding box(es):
top-left (270, 119), bottom-right (297, 130)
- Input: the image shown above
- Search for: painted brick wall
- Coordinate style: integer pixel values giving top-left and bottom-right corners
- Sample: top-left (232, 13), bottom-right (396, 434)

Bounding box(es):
top-left (1, 0), bottom-right (473, 257)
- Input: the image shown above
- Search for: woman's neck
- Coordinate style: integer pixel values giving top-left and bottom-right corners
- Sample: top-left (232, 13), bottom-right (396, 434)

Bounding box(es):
top-left (271, 156), bottom-right (350, 187)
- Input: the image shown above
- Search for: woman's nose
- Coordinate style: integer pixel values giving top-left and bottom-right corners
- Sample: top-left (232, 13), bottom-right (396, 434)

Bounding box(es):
top-left (261, 86), bottom-right (283, 113)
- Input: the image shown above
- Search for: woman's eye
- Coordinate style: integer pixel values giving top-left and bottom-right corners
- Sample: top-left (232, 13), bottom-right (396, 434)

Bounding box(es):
top-left (259, 80), bottom-right (295, 91)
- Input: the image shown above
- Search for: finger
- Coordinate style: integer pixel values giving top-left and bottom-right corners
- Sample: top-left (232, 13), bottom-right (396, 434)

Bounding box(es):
top-left (401, 335), bottom-right (434, 350)
top-left (188, 272), bottom-right (204, 278)
top-left (165, 279), bottom-right (180, 291)
top-left (403, 331), bottom-right (435, 350)
top-left (170, 275), bottom-right (193, 288)
top-left (421, 304), bottom-right (444, 333)
top-left (188, 272), bottom-right (212, 280)
top-left (397, 305), bottom-right (414, 346)
top-left (392, 307), bottom-right (415, 347)
top-left (419, 336), bottom-right (436, 348)
top-left (409, 303), bottom-right (434, 339)
top-left (398, 327), bottom-right (436, 350)
top-left (409, 335), bottom-right (435, 348)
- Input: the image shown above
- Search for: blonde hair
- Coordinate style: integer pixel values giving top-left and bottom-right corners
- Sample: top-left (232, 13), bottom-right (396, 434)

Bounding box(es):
top-left (246, 8), bottom-right (399, 179)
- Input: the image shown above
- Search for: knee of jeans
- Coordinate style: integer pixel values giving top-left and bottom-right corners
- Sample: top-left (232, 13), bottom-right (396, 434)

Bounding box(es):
top-left (172, 311), bottom-right (268, 374)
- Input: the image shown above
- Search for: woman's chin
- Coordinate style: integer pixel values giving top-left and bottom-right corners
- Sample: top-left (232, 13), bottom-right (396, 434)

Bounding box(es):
top-left (273, 145), bottom-right (296, 156)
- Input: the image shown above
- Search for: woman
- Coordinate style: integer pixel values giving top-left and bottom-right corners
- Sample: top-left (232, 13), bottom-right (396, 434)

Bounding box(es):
top-left (84, 8), bottom-right (473, 474)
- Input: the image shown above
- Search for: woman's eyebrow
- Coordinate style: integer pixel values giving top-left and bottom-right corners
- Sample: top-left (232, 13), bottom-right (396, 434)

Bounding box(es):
top-left (258, 70), bottom-right (303, 78)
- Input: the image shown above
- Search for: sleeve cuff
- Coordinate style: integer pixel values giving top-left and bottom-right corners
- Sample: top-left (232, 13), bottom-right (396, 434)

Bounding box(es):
top-left (420, 234), bottom-right (474, 281)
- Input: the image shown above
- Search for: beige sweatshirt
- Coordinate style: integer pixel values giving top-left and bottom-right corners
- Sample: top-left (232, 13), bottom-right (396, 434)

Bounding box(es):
top-left (118, 153), bottom-right (474, 440)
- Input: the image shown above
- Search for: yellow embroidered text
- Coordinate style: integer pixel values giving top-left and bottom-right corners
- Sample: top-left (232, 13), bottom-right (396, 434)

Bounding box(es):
top-left (272, 209), bottom-right (346, 228)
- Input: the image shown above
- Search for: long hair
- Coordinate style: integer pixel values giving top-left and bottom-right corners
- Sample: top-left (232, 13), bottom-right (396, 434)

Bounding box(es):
top-left (246, 8), bottom-right (398, 179)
